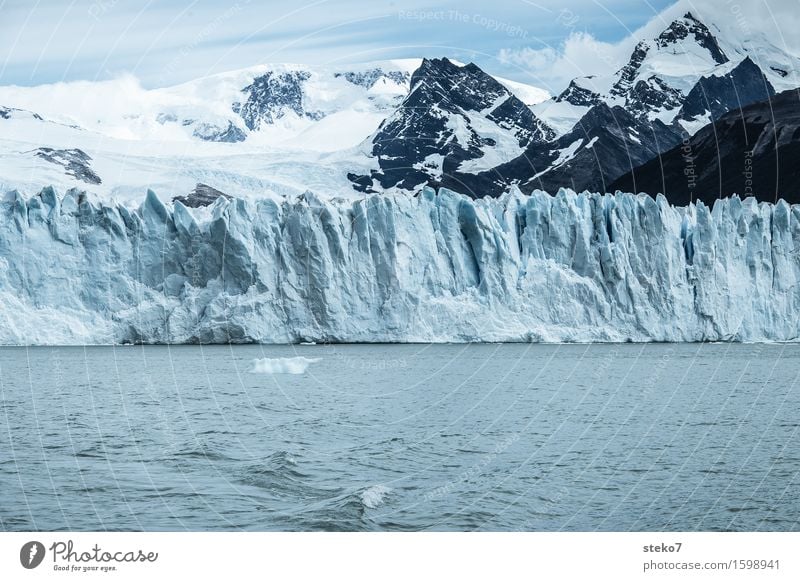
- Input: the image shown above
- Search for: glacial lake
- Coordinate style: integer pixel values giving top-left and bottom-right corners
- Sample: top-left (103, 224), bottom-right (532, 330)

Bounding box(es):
top-left (1, 343), bottom-right (798, 531)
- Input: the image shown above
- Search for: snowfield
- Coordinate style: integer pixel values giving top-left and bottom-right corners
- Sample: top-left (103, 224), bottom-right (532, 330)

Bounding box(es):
top-left (0, 59), bottom-right (548, 204)
top-left (0, 186), bottom-right (797, 345)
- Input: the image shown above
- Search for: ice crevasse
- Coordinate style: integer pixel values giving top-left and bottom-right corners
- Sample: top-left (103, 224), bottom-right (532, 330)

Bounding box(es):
top-left (0, 185), bottom-right (798, 344)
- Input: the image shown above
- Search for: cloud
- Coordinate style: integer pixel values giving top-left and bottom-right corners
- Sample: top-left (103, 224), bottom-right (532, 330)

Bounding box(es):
top-left (0, 0), bottom-right (671, 88)
top-left (498, 31), bottom-right (629, 93)
top-left (4, 0), bottom-right (798, 92)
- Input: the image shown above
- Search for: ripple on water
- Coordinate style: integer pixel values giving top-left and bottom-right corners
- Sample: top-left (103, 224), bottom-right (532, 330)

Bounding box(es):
top-left (2, 344), bottom-right (799, 532)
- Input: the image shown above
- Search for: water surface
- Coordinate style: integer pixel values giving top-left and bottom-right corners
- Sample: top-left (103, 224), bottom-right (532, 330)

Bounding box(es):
top-left (1, 343), bottom-right (798, 531)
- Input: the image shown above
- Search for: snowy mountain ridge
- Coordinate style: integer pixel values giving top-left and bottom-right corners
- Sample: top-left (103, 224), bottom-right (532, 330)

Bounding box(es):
top-left (533, 11), bottom-right (798, 136)
top-left (0, 9), bottom-right (798, 204)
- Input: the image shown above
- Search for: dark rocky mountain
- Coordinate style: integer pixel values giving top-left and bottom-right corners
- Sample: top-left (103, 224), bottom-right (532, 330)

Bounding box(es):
top-left (233, 70), bottom-right (324, 130)
top-left (677, 56), bottom-right (775, 125)
top-left (624, 76), bottom-right (684, 118)
top-left (523, 104), bottom-right (683, 194)
top-left (605, 14), bottom-right (724, 108)
top-left (610, 89), bottom-right (800, 205)
top-left (34, 148), bottom-right (101, 185)
top-left (334, 68), bottom-right (409, 89)
top-left (654, 12), bottom-right (728, 64)
top-left (609, 41), bottom-right (652, 99)
top-left (351, 58), bottom-right (555, 192)
top-left (173, 183), bottom-right (231, 208)
top-left (608, 13), bottom-right (729, 118)
top-left (1, 106), bottom-right (43, 121)
top-left (347, 13), bottom-right (794, 200)
top-left (191, 120), bottom-right (247, 143)
top-left (555, 78), bottom-right (602, 107)
top-left (457, 102), bottom-right (683, 197)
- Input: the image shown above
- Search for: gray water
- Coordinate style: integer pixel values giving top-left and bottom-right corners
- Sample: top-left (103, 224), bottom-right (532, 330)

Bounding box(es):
top-left (1, 344), bottom-right (798, 531)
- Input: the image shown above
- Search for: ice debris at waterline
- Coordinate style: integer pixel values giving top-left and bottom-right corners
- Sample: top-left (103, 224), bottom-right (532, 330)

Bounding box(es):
top-left (1, 185), bottom-right (799, 344)
top-left (249, 357), bottom-right (320, 374)
top-left (360, 485), bottom-right (392, 509)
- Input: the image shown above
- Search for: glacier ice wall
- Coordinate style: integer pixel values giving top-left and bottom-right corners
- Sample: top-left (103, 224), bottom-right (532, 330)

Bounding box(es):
top-left (0, 185), bottom-right (798, 344)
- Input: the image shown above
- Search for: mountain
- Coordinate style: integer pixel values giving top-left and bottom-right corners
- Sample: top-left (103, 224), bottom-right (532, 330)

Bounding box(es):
top-left (349, 58), bottom-right (554, 192)
top-left (0, 12), bottom-right (798, 204)
top-left (533, 12), bottom-right (796, 136)
top-left (610, 89), bottom-right (800, 205)
top-left (0, 62), bottom-right (420, 150)
top-left (0, 60), bottom-right (548, 201)
top-left (461, 11), bottom-right (793, 199)
top-left (675, 56), bottom-right (775, 130)
top-left (504, 103), bottom-right (682, 195)
top-left (349, 12), bottom-right (794, 200)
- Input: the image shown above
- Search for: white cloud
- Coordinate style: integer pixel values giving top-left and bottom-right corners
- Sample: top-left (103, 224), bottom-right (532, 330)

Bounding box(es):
top-left (498, 32), bottom-right (630, 93)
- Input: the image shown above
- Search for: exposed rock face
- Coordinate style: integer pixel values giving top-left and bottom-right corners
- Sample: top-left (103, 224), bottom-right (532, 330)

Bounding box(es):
top-left (523, 104), bottom-right (683, 194)
top-left (33, 148), bottom-right (101, 185)
top-left (610, 41), bottom-right (651, 99)
top-left (353, 58), bottom-right (554, 192)
top-left (612, 89), bottom-right (800, 205)
top-left (457, 102), bottom-right (683, 197)
top-left (334, 68), bottom-right (409, 88)
top-left (0, 106), bottom-right (44, 121)
top-left (677, 57), bottom-right (775, 125)
top-left (173, 184), bottom-right (231, 208)
top-left (1, 186), bottom-right (798, 345)
top-left (555, 79), bottom-right (602, 107)
top-left (192, 121), bottom-right (247, 143)
top-left (234, 70), bottom-right (322, 130)
top-left (655, 12), bottom-right (728, 65)
top-left (625, 76), bottom-right (684, 117)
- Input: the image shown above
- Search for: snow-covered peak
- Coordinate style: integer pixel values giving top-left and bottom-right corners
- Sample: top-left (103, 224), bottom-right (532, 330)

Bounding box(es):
top-left (0, 57), bottom-right (550, 201)
top-left (535, 9), bottom-right (796, 137)
top-left (352, 58), bottom-right (555, 192)
top-left (653, 12), bottom-right (728, 63)
top-left (0, 59), bottom-right (547, 153)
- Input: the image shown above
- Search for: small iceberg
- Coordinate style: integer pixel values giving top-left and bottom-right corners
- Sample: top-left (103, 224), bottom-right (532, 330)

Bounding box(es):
top-left (249, 357), bottom-right (321, 374)
top-left (360, 484), bottom-right (392, 509)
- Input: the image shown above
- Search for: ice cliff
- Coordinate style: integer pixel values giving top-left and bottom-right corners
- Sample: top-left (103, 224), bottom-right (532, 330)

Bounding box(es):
top-left (0, 186), bottom-right (798, 345)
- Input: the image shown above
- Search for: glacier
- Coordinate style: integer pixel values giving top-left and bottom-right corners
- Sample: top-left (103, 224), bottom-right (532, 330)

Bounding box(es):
top-left (0, 185), bottom-right (798, 345)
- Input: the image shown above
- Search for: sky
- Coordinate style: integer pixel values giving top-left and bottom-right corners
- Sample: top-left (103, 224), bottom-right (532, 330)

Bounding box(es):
top-left (0, 0), bottom-right (798, 95)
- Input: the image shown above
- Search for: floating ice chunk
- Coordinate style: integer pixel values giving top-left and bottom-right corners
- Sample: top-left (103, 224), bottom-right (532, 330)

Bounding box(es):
top-left (360, 484), bottom-right (392, 509)
top-left (249, 357), bottom-right (321, 374)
